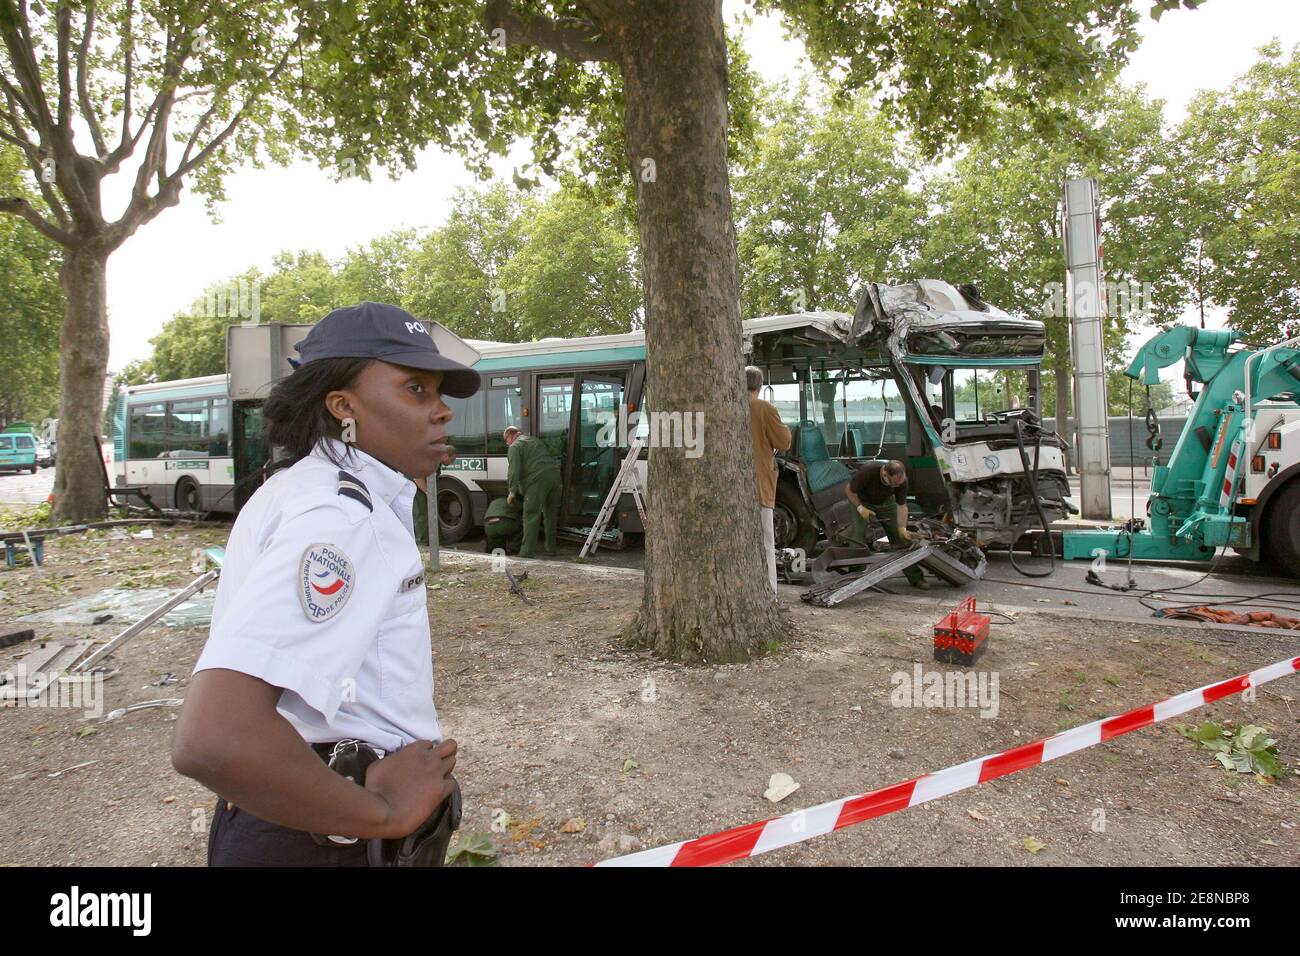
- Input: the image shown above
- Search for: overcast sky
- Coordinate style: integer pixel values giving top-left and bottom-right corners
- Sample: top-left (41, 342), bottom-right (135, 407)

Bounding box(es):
top-left (102, 0), bottom-right (1300, 370)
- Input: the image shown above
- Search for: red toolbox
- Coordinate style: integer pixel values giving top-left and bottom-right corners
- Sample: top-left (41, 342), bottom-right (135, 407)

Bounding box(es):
top-left (933, 597), bottom-right (990, 666)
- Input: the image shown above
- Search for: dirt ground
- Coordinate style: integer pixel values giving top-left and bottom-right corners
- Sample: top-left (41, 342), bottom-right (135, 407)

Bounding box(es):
top-left (1, 520), bottom-right (1297, 867)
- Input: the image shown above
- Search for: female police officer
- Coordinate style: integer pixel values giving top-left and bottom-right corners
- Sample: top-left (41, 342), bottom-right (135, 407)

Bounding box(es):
top-left (171, 302), bottom-right (479, 866)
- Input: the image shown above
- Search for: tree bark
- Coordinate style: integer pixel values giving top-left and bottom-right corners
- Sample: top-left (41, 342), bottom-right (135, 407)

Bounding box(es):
top-left (52, 244), bottom-right (111, 523)
top-left (617, 0), bottom-right (786, 663)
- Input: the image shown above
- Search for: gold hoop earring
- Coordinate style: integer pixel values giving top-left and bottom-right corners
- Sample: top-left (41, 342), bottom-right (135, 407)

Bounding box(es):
top-left (341, 417), bottom-right (356, 444)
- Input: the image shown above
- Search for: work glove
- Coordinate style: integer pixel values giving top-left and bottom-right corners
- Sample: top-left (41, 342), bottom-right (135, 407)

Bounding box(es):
top-left (856, 505), bottom-right (875, 521)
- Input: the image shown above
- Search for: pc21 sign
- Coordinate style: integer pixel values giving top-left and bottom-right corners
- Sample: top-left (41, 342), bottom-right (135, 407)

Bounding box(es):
top-left (450, 458), bottom-right (486, 472)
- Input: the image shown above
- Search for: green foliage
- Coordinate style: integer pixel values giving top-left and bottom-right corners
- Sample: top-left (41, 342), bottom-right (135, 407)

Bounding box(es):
top-left (733, 82), bottom-right (925, 317)
top-left (1179, 720), bottom-right (1286, 780)
top-left (445, 831), bottom-right (499, 867)
top-left (0, 148), bottom-right (62, 424)
top-left (405, 183), bottom-right (534, 342)
top-left (1166, 42), bottom-right (1300, 341)
top-left (763, 0), bottom-right (1143, 155)
top-left (498, 188), bottom-right (642, 338)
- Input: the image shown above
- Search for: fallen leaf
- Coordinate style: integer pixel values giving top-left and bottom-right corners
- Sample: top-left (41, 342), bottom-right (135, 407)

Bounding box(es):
top-left (1022, 837), bottom-right (1047, 855)
top-left (968, 808), bottom-right (987, 821)
top-left (622, 758), bottom-right (639, 773)
top-left (73, 726), bottom-right (98, 739)
top-left (1054, 778), bottom-right (1069, 787)
top-left (764, 772), bottom-right (800, 803)
top-left (560, 817), bottom-right (585, 834)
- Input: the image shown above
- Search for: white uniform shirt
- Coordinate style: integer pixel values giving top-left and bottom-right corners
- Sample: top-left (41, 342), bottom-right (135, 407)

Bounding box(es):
top-left (194, 439), bottom-right (439, 752)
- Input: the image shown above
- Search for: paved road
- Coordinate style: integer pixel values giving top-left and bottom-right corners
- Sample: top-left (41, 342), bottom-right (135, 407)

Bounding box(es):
top-left (0, 465), bottom-right (55, 507)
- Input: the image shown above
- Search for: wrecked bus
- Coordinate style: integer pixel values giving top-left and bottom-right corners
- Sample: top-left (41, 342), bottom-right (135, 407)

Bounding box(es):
top-left (754, 279), bottom-right (1073, 553)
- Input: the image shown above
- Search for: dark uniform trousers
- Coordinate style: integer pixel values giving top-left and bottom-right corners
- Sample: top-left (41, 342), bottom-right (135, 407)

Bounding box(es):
top-left (847, 492), bottom-right (924, 585)
top-left (207, 796), bottom-right (370, 867)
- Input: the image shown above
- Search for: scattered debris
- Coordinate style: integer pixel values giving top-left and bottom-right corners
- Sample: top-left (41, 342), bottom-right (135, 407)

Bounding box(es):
top-left (101, 698), bottom-right (184, 723)
top-left (622, 758), bottom-right (639, 773)
top-left (505, 568), bottom-right (534, 605)
top-left (46, 760), bottom-right (97, 778)
top-left (560, 817), bottom-right (585, 833)
top-left (0, 628), bottom-right (35, 650)
top-left (18, 587), bottom-right (214, 628)
top-left (968, 808), bottom-right (988, 821)
top-left (764, 772), bottom-right (800, 803)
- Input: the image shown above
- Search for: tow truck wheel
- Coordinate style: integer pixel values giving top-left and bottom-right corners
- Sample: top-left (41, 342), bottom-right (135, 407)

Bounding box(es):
top-left (1262, 480), bottom-right (1300, 578)
top-left (774, 481), bottom-right (817, 554)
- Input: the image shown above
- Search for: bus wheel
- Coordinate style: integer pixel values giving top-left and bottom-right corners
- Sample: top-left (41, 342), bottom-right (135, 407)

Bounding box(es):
top-left (175, 476), bottom-right (201, 513)
top-left (437, 481), bottom-right (473, 543)
top-left (1262, 480), bottom-right (1300, 577)
top-left (774, 481), bottom-right (817, 554)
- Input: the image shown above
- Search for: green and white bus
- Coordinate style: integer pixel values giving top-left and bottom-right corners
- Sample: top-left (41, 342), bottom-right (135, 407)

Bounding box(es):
top-left (111, 374), bottom-right (236, 513)
top-left (437, 332), bottom-right (651, 543)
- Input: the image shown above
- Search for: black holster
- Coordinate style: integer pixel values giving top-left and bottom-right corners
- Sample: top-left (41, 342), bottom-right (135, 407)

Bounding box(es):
top-left (366, 777), bottom-right (462, 867)
top-left (310, 739), bottom-right (462, 867)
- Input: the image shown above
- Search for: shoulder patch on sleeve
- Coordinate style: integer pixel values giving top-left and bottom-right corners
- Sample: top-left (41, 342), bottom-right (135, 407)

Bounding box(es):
top-left (337, 470), bottom-right (372, 512)
top-left (299, 543), bottom-right (356, 622)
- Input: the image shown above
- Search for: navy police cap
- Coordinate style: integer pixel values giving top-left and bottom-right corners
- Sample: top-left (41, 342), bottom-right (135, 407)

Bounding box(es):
top-left (293, 302), bottom-right (481, 399)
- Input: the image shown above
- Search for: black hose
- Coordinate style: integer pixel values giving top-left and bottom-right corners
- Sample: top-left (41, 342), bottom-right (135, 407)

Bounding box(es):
top-left (1007, 415), bottom-right (1056, 577)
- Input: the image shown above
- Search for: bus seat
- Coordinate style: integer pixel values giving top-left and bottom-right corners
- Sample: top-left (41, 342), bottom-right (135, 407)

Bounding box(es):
top-left (794, 419), bottom-right (854, 494)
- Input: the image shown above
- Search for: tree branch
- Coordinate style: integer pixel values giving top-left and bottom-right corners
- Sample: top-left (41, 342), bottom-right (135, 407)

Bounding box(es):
top-left (0, 195), bottom-right (77, 245)
top-left (0, 85), bottom-right (69, 224)
top-left (2, 0), bottom-right (58, 141)
top-left (483, 0), bottom-right (616, 62)
top-left (55, 0), bottom-right (72, 134)
top-left (175, 42), bottom-right (294, 178)
top-left (76, 0), bottom-right (109, 158)
top-left (118, 0), bottom-right (134, 154)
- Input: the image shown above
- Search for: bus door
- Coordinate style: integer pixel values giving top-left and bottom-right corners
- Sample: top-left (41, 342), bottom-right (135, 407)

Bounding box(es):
top-left (563, 371), bottom-right (627, 523)
top-left (232, 400), bottom-right (267, 511)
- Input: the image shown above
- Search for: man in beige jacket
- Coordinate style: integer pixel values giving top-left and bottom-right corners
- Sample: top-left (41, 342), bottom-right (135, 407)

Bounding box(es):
top-left (746, 366), bottom-right (793, 601)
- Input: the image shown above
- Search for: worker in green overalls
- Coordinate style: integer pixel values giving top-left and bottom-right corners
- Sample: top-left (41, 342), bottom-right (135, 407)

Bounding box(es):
top-left (844, 459), bottom-right (928, 589)
top-left (504, 426), bottom-right (561, 558)
top-left (483, 495), bottom-right (524, 554)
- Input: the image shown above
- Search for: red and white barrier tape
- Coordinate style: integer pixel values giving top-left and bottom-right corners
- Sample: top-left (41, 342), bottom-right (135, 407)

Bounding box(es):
top-left (595, 655), bottom-right (1300, 867)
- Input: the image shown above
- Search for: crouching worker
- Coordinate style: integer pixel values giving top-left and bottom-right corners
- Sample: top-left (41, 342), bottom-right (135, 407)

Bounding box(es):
top-left (483, 495), bottom-right (524, 554)
top-left (845, 458), bottom-right (928, 590)
top-left (504, 426), bottom-right (561, 558)
top-left (171, 302), bottom-right (480, 866)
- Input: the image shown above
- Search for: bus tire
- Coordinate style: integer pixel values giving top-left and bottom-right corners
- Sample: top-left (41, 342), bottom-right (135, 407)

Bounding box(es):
top-left (437, 480), bottom-right (473, 544)
top-left (774, 480), bottom-right (817, 555)
top-left (175, 476), bottom-right (201, 513)
top-left (1261, 479), bottom-right (1300, 577)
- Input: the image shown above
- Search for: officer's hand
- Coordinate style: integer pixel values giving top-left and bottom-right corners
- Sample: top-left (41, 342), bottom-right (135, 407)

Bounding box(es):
top-left (857, 505), bottom-right (875, 521)
top-left (507, 493), bottom-right (516, 505)
top-left (365, 738), bottom-right (458, 838)
top-left (900, 527), bottom-right (914, 542)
